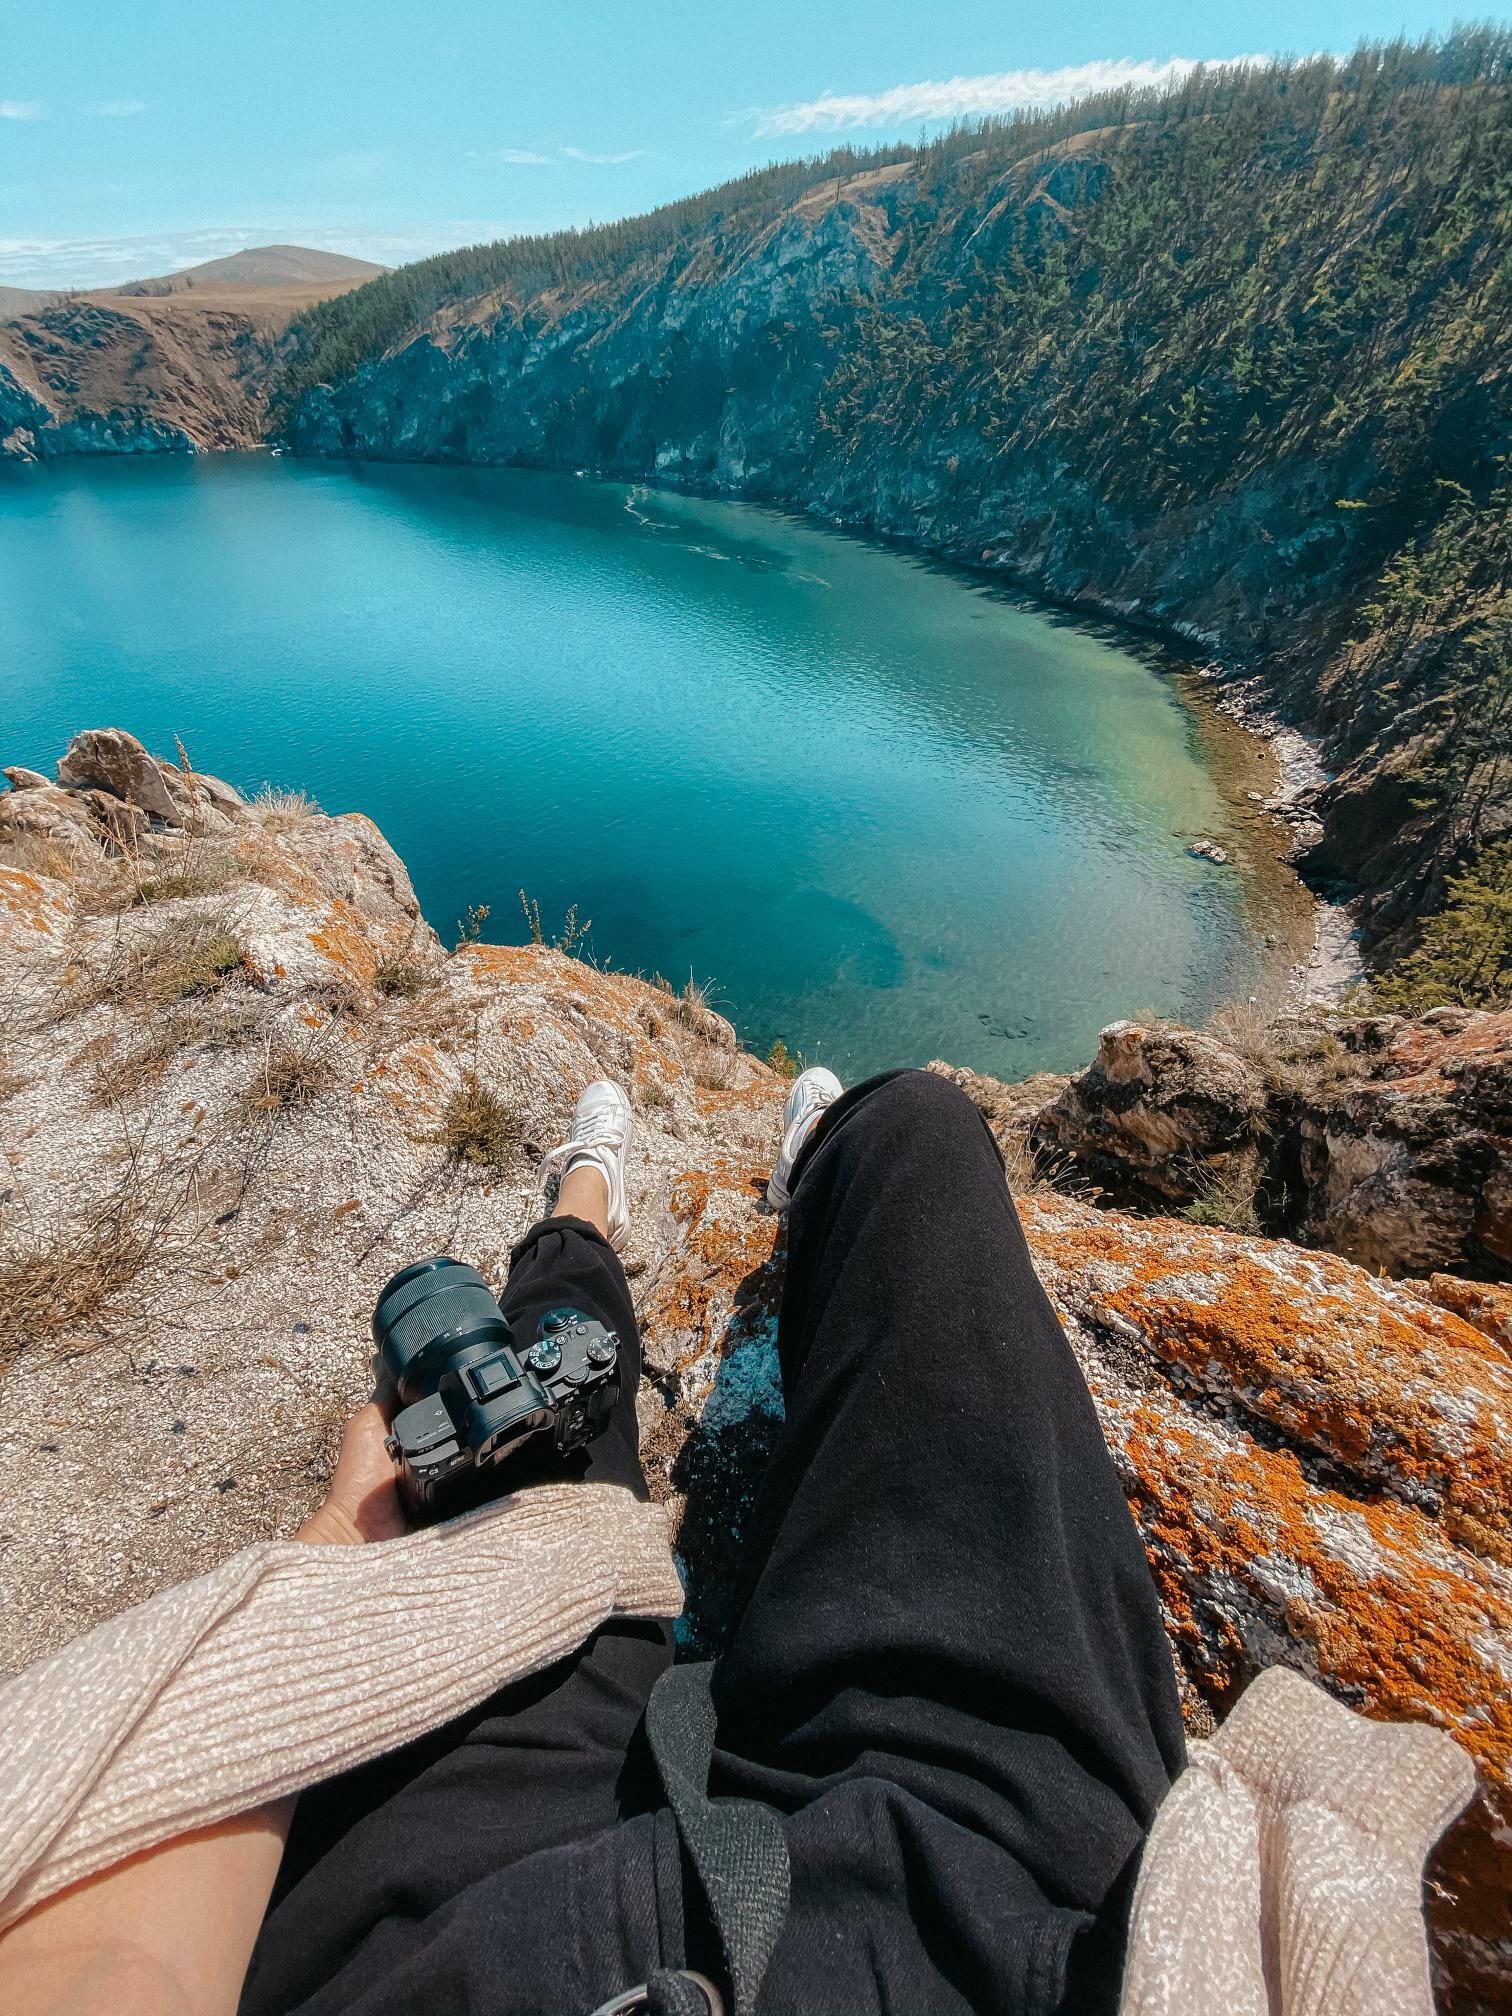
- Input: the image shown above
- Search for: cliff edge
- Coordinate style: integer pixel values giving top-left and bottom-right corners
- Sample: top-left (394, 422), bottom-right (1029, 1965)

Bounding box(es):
top-left (1, 735), bottom-right (1509, 2010)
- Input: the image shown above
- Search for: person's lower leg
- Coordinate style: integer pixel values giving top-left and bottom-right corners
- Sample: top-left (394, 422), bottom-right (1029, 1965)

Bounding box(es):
top-left (713, 1068), bottom-right (1184, 1896)
top-left (557, 1163), bottom-right (610, 1238)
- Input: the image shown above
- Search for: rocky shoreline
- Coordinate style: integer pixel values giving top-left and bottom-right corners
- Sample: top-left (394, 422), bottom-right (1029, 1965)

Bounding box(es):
top-left (1191, 661), bottom-right (1366, 1006)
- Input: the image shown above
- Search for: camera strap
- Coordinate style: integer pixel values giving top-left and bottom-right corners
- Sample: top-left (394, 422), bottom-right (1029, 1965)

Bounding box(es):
top-left (621, 1660), bottom-right (791, 2016)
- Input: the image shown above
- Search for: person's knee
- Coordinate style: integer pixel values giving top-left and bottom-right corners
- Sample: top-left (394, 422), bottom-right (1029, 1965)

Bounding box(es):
top-left (845, 1068), bottom-right (995, 1162)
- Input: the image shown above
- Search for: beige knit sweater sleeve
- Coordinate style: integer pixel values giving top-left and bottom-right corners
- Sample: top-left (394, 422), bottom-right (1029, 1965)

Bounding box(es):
top-left (1118, 1664), bottom-right (1476, 2016)
top-left (0, 1482), bottom-right (683, 1933)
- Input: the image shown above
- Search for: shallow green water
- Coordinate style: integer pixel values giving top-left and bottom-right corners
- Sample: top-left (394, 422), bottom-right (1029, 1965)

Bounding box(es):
top-left (1, 455), bottom-right (1267, 1078)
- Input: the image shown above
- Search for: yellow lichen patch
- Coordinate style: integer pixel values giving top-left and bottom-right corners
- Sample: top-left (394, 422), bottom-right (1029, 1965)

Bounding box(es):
top-left (641, 1160), bottom-right (779, 1373)
top-left (306, 899), bottom-right (380, 989)
top-left (0, 865), bottom-right (70, 939)
top-left (1022, 1200), bottom-right (1512, 1527)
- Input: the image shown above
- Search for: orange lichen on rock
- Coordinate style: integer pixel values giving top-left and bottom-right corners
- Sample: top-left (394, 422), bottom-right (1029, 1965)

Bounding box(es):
top-left (1023, 1199), bottom-right (1512, 1529)
top-left (1104, 1375), bottom-right (1512, 2003)
top-left (641, 1159), bottom-right (779, 1376)
top-left (306, 900), bottom-right (381, 989)
top-left (1424, 1275), bottom-right (1512, 1361)
top-left (0, 866), bottom-right (70, 938)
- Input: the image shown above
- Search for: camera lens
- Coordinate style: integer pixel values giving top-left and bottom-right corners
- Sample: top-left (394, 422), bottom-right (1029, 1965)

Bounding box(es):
top-left (372, 1256), bottom-right (512, 1400)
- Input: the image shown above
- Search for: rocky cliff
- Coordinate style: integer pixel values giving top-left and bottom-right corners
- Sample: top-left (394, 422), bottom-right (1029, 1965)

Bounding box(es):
top-left (275, 39), bottom-right (1512, 967)
top-left (1022, 1008), bottom-right (1512, 1281)
top-left (0, 280), bottom-right (358, 459)
top-left (1, 734), bottom-right (1509, 2009)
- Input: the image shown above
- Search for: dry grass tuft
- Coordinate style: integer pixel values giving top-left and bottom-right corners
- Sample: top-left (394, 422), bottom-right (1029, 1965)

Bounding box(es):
top-left (691, 1045), bottom-right (736, 1092)
top-left (69, 918), bottom-right (247, 1017)
top-left (0, 1052), bottom-right (27, 1105)
top-left (1181, 1158), bottom-right (1262, 1235)
top-left (375, 958), bottom-right (432, 1000)
top-left (0, 1205), bottom-right (156, 1372)
top-left (239, 1030), bottom-right (340, 1116)
top-left (639, 1076), bottom-right (674, 1110)
top-left (429, 1070), bottom-right (523, 1168)
top-left (305, 970), bottom-right (373, 1021)
top-left (84, 1026), bottom-right (178, 1109)
top-left (0, 831), bottom-right (82, 882)
top-left (251, 785), bottom-right (321, 832)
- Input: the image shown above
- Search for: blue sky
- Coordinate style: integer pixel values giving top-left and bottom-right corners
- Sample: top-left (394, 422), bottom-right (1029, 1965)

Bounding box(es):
top-left (0, 0), bottom-right (1483, 289)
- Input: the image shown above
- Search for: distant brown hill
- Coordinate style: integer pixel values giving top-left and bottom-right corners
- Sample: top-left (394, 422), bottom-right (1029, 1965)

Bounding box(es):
top-left (0, 285), bottom-right (53, 320)
top-left (0, 246), bottom-right (384, 456)
top-left (117, 245), bottom-right (387, 296)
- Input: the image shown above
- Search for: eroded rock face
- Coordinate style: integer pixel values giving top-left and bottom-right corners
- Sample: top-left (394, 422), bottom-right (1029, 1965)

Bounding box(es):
top-left (1, 738), bottom-right (1508, 2009)
top-left (1034, 1009), bottom-right (1512, 1281)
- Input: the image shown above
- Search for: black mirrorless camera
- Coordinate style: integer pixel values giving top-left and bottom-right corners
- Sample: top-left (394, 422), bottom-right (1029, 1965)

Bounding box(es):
top-left (372, 1256), bottom-right (620, 1519)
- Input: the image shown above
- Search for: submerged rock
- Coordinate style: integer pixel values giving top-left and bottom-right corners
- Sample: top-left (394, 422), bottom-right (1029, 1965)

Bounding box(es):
top-left (1, 734), bottom-right (1508, 2007)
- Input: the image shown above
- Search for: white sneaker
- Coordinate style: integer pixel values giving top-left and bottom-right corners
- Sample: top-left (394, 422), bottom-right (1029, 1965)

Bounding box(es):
top-left (541, 1079), bottom-right (634, 1251)
top-left (767, 1067), bottom-right (843, 1210)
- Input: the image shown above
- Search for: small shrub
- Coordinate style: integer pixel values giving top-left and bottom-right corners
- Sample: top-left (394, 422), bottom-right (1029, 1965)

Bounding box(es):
top-left (239, 1033), bottom-right (339, 1116)
top-left (638, 1003), bottom-right (665, 1040)
top-left (455, 902), bottom-right (491, 949)
top-left (1372, 839), bottom-right (1512, 1012)
top-left (430, 1070), bottom-right (522, 1167)
top-left (1181, 1162), bottom-right (1262, 1236)
top-left (639, 1076), bottom-right (674, 1109)
top-left (519, 889), bottom-right (592, 957)
top-left (376, 958), bottom-right (431, 999)
top-left (765, 1039), bottom-right (799, 1079)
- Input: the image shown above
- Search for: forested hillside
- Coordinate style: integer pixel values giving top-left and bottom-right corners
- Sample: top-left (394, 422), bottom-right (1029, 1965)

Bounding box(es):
top-left (283, 34), bottom-right (1507, 975)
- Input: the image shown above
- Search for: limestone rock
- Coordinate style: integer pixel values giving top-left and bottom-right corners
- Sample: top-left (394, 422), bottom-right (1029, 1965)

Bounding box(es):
top-left (1033, 1019), bottom-right (1270, 1207)
top-left (0, 777), bottom-right (102, 861)
top-left (1030, 1009), bottom-right (1512, 1281)
top-left (1300, 1009), bottom-right (1512, 1277)
top-left (55, 728), bottom-right (186, 823)
top-left (2, 746), bottom-right (1509, 2007)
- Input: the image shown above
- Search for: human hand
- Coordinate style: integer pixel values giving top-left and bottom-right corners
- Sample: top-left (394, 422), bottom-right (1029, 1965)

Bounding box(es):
top-left (295, 1402), bottom-right (409, 1546)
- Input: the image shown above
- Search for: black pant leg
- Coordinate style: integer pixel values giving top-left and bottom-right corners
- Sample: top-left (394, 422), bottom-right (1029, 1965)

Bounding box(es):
top-left (243, 1218), bottom-right (674, 2016)
top-left (709, 1071), bottom-right (1186, 2013)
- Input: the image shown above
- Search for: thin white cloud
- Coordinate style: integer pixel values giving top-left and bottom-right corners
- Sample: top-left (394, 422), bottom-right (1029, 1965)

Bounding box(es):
top-left (0, 99), bottom-right (46, 121)
top-left (752, 55), bottom-right (1271, 136)
top-left (561, 145), bottom-right (649, 166)
top-left (88, 98), bottom-right (148, 118)
top-left (495, 147), bottom-right (549, 164)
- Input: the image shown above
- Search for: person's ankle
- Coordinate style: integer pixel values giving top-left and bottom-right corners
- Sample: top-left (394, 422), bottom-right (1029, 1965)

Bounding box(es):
top-left (557, 1162), bottom-right (611, 1238)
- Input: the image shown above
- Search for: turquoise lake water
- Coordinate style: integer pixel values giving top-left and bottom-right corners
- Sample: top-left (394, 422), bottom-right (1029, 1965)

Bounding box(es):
top-left (1, 454), bottom-right (1269, 1079)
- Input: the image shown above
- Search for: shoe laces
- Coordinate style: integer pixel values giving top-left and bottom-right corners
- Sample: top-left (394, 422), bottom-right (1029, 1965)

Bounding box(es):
top-left (541, 1105), bottom-right (627, 1177)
